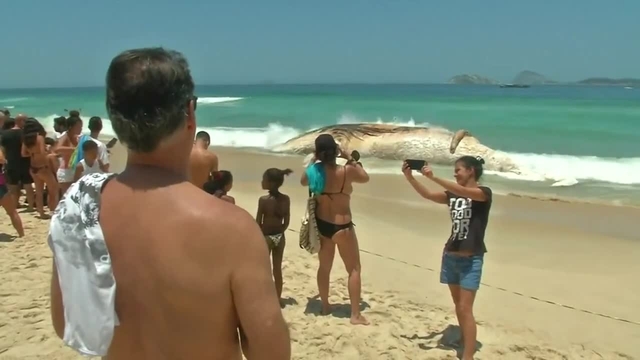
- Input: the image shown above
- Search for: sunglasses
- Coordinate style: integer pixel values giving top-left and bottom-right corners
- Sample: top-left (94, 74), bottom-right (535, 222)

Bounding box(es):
top-left (188, 95), bottom-right (198, 111)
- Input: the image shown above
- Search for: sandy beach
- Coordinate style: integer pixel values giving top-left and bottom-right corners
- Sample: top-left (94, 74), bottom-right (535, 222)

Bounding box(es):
top-left (0, 146), bottom-right (639, 359)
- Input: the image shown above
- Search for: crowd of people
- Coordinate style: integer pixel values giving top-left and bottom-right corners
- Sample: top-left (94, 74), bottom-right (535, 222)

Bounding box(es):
top-left (0, 110), bottom-right (112, 237)
top-left (36, 48), bottom-right (491, 360)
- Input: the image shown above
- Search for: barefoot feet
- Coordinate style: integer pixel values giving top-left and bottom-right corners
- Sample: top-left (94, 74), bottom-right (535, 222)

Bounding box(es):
top-left (321, 303), bottom-right (333, 315)
top-left (350, 314), bottom-right (370, 326)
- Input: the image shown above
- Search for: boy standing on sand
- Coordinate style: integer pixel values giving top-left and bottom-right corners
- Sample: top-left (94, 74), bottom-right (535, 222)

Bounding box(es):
top-left (48, 47), bottom-right (290, 359)
top-left (87, 116), bottom-right (110, 172)
top-left (73, 140), bottom-right (103, 181)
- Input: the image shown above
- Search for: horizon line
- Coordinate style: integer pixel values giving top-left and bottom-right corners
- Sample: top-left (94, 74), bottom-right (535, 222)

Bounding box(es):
top-left (1, 79), bottom-right (636, 91)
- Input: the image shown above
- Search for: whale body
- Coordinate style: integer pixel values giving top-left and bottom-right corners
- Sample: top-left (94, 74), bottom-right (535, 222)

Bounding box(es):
top-left (272, 124), bottom-right (520, 173)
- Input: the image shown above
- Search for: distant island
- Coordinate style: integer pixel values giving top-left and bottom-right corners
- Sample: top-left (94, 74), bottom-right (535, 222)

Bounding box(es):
top-left (448, 71), bottom-right (638, 87)
top-left (447, 74), bottom-right (498, 85)
top-left (448, 70), bottom-right (553, 86)
top-left (576, 78), bottom-right (640, 86)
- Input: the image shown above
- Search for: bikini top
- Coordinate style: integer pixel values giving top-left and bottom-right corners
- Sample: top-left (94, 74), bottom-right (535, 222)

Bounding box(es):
top-left (48, 172), bottom-right (119, 356)
top-left (320, 166), bottom-right (348, 198)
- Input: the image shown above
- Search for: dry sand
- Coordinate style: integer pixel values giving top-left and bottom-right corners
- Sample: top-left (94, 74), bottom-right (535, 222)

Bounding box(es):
top-left (0, 146), bottom-right (638, 359)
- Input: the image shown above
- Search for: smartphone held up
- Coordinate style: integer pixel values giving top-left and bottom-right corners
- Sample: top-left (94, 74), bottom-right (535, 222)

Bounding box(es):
top-left (405, 159), bottom-right (427, 171)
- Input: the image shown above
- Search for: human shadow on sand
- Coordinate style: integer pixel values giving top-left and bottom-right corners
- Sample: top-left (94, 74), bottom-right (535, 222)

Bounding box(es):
top-left (401, 324), bottom-right (483, 359)
top-left (280, 297), bottom-right (298, 309)
top-left (0, 233), bottom-right (18, 243)
top-left (304, 295), bottom-right (370, 319)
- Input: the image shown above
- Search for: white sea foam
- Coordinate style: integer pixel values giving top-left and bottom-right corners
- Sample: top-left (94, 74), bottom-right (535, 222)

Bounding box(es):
top-left (37, 114), bottom-right (299, 150)
top-left (33, 112), bottom-right (640, 187)
top-left (497, 153), bottom-right (640, 186)
top-left (363, 154), bottom-right (640, 186)
top-left (197, 97), bottom-right (244, 105)
top-left (0, 97), bottom-right (28, 103)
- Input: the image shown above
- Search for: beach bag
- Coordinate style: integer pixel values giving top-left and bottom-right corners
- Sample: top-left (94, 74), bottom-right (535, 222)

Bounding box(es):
top-left (299, 192), bottom-right (321, 254)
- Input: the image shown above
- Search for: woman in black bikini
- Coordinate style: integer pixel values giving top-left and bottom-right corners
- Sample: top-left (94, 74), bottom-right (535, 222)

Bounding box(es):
top-left (256, 168), bottom-right (293, 303)
top-left (21, 119), bottom-right (59, 217)
top-left (300, 134), bottom-right (370, 325)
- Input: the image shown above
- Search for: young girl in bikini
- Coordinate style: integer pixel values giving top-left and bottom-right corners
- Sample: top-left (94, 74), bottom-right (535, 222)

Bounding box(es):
top-left (203, 170), bottom-right (235, 204)
top-left (256, 168), bottom-right (292, 303)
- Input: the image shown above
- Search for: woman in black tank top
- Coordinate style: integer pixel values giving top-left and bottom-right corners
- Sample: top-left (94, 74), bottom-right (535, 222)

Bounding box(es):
top-left (402, 155), bottom-right (491, 360)
top-left (301, 134), bottom-right (371, 326)
top-left (0, 147), bottom-right (25, 237)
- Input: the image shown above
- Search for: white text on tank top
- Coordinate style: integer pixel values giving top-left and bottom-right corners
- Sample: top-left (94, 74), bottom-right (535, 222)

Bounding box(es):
top-left (449, 197), bottom-right (473, 241)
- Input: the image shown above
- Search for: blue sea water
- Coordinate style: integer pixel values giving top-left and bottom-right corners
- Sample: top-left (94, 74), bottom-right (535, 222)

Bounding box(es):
top-left (1, 84), bottom-right (639, 204)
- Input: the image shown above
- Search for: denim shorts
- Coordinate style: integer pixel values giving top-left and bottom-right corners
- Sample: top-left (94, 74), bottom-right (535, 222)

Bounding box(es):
top-left (440, 253), bottom-right (484, 291)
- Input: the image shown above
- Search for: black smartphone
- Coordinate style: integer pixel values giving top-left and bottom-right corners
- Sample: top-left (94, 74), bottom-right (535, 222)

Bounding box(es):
top-left (106, 138), bottom-right (118, 149)
top-left (405, 159), bottom-right (426, 170)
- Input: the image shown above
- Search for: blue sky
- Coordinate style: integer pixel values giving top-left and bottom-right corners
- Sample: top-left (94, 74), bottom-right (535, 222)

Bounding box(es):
top-left (1, 0), bottom-right (638, 88)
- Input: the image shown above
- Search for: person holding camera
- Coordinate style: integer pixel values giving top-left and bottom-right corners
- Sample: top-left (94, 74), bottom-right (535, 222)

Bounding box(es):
top-left (301, 134), bottom-right (370, 325)
top-left (402, 155), bottom-right (492, 360)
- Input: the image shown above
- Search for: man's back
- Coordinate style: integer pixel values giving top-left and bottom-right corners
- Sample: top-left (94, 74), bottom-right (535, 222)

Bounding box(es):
top-left (189, 146), bottom-right (218, 189)
top-left (49, 47), bottom-right (289, 360)
top-left (97, 169), bottom-right (286, 359)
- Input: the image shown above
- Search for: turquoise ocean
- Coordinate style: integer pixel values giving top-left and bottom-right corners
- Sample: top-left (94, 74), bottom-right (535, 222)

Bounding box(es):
top-left (1, 85), bottom-right (638, 205)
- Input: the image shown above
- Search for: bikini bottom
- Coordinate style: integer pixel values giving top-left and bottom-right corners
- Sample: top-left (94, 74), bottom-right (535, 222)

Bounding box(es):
top-left (265, 233), bottom-right (284, 250)
top-left (315, 217), bottom-right (354, 239)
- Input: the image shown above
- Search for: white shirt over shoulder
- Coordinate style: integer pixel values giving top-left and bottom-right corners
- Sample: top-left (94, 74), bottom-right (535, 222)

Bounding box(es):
top-left (48, 173), bottom-right (119, 356)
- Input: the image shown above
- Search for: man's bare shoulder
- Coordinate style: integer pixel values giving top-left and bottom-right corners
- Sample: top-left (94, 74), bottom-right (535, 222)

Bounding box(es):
top-left (189, 192), bottom-right (261, 246)
top-left (206, 151), bottom-right (218, 163)
top-left (189, 146), bottom-right (206, 157)
top-left (189, 147), bottom-right (217, 163)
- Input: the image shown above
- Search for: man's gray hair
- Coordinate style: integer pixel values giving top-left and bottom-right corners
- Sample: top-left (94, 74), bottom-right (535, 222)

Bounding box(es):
top-left (106, 47), bottom-right (195, 153)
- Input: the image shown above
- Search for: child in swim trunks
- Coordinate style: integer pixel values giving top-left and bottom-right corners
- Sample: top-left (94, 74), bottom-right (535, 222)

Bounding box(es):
top-left (255, 168), bottom-right (292, 303)
top-left (203, 170), bottom-right (235, 204)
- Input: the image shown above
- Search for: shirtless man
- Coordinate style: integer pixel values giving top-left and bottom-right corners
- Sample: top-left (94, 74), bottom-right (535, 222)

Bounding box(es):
top-left (188, 130), bottom-right (218, 188)
top-left (49, 47), bottom-right (290, 359)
